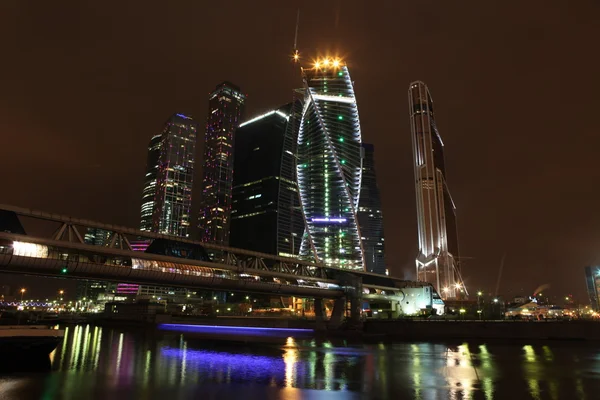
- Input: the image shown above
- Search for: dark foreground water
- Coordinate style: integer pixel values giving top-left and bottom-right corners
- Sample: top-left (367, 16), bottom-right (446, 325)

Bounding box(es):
top-left (1, 325), bottom-right (600, 399)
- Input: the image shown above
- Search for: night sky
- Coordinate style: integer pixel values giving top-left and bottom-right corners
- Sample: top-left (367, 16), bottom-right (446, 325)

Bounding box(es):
top-left (1, 1), bottom-right (599, 301)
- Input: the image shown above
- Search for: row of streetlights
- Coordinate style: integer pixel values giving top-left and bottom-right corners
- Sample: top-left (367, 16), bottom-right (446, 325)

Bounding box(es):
top-left (18, 288), bottom-right (65, 302)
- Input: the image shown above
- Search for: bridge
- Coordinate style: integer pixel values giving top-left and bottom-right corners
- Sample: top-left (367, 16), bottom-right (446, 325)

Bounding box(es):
top-left (0, 204), bottom-right (443, 323)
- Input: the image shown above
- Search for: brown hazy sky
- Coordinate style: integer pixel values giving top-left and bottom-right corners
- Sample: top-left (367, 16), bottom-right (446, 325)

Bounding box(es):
top-left (1, 1), bottom-right (599, 301)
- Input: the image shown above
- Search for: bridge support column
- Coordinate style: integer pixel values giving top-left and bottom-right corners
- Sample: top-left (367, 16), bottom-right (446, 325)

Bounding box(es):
top-left (314, 298), bottom-right (326, 331)
top-left (330, 271), bottom-right (363, 330)
top-left (329, 298), bottom-right (346, 329)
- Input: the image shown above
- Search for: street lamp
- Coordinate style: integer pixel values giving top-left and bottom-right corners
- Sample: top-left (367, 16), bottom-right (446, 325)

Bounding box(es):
top-left (20, 288), bottom-right (26, 302)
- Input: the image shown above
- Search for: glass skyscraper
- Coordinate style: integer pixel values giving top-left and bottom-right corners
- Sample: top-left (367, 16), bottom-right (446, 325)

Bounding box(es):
top-left (357, 143), bottom-right (386, 275)
top-left (140, 113), bottom-right (198, 237)
top-left (585, 266), bottom-right (600, 311)
top-left (297, 58), bottom-right (365, 270)
top-left (198, 82), bottom-right (245, 246)
top-left (409, 81), bottom-right (461, 298)
top-left (230, 100), bottom-right (305, 257)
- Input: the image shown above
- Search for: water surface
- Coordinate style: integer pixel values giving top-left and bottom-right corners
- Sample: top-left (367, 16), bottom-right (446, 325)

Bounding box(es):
top-left (1, 324), bottom-right (599, 399)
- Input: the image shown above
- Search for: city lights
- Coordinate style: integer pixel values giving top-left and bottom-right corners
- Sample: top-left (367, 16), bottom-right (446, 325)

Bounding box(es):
top-left (313, 57), bottom-right (343, 69)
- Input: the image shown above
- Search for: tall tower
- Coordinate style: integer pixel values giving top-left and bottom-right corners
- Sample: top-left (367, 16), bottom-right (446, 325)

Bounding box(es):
top-left (409, 81), bottom-right (460, 298)
top-left (140, 113), bottom-right (198, 237)
top-left (230, 100), bottom-right (305, 257)
top-left (357, 143), bottom-right (386, 275)
top-left (198, 82), bottom-right (246, 246)
top-left (297, 58), bottom-right (365, 271)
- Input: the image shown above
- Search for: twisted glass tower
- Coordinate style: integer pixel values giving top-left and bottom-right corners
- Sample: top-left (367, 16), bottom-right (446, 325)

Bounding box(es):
top-left (297, 58), bottom-right (365, 270)
top-left (409, 81), bottom-right (460, 298)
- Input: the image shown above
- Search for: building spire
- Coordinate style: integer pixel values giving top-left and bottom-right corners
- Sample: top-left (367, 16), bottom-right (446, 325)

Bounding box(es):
top-left (292, 9), bottom-right (300, 62)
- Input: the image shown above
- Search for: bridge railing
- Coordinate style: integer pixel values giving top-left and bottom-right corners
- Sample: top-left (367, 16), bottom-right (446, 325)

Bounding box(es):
top-left (0, 232), bottom-right (343, 298)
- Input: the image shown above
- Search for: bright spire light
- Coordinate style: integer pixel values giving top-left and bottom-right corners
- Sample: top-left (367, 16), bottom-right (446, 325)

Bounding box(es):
top-left (323, 58), bottom-right (330, 66)
top-left (333, 59), bottom-right (340, 67)
top-left (454, 283), bottom-right (461, 289)
top-left (314, 61), bottom-right (321, 68)
top-left (442, 287), bottom-right (449, 293)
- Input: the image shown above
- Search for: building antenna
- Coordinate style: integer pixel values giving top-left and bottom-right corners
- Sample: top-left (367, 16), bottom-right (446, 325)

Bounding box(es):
top-left (292, 9), bottom-right (300, 62)
top-left (494, 252), bottom-right (506, 298)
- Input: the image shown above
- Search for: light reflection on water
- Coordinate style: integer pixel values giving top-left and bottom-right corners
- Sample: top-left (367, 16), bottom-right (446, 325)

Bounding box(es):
top-left (0, 325), bottom-right (600, 399)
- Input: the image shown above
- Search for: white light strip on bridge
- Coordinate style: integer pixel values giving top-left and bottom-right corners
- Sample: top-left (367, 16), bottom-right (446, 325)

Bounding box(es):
top-left (312, 94), bottom-right (355, 104)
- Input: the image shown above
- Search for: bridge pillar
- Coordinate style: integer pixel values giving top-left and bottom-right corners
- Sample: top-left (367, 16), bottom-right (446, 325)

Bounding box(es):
top-left (314, 298), bottom-right (326, 331)
top-left (330, 271), bottom-right (364, 329)
top-left (329, 297), bottom-right (346, 329)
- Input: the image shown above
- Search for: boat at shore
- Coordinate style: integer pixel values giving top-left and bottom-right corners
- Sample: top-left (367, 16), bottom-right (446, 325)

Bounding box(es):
top-left (0, 325), bottom-right (65, 357)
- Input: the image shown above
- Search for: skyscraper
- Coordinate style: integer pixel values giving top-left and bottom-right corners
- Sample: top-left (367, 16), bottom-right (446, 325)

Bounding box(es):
top-left (198, 82), bottom-right (246, 246)
top-left (409, 81), bottom-right (461, 298)
top-left (84, 228), bottom-right (112, 247)
top-left (585, 266), bottom-right (600, 311)
top-left (357, 143), bottom-right (386, 275)
top-left (230, 101), bottom-right (304, 257)
top-left (297, 58), bottom-right (365, 271)
top-left (140, 113), bottom-right (198, 237)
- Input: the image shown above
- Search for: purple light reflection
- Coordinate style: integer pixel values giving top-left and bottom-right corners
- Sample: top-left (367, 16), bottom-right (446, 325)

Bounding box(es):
top-left (161, 347), bottom-right (288, 383)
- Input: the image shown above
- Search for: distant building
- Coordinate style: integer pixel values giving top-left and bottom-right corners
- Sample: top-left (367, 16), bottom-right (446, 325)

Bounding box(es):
top-left (140, 113), bottom-right (198, 237)
top-left (198, 82), bottom-right (246, 246)
top-left (585, 266), bottom-right (600, 310)
top-left (297, 58), bottom-right (365, 270)
top-left (83, 228), bottom-right (112, 246)
top-left (230, 101), bottom-right (304, 257)
top-left (357, 143), bottom-right (386, 274)
top-left (409, 81), bottom-right (461, 299)
top-left (76, 281), bottom-right (110, 301)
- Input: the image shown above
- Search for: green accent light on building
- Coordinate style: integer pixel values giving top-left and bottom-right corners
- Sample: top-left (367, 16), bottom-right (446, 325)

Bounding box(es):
top-left (339, 137), bottom-right (344, 142)
top-left (338, 71), bottom-right (343, 76)
top-left (61, 268), bottom-right (68, 274)
top-left (338, 115), bottom-right (343, 120)
top-left (341, 160), bottom-right (346, 164)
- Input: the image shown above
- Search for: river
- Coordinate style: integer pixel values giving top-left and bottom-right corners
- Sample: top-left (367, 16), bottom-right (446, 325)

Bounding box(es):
top-left (1, 324), bottom-right (600, 399)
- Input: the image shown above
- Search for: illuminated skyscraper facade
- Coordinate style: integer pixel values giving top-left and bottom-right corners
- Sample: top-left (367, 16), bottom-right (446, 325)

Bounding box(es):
top-left (297, 59), bottom-right (365, 270)
top-left (357, 143), bottom-right (386, 275)
top-left (230, 101), bottom-right (304, 257)
top-left (409, 81), bottom-right (460, 298)
top-left (585, 266), bottom-right (600, 311)
top-left (140, 113), bottom-right (197, 237)
top-left (198, 82), bottom-right (245, 245)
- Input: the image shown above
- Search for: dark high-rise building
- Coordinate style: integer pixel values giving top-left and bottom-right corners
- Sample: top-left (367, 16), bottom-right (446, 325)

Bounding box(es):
top-left (585, 266), bottom-right (600, 311)
top-left (297, 58), bottom-right (365, 270)
top-left (230, 101), bottom-right (304, 257)
top-left (409, 81), bottom-right (461, 298)
top-left (357, 143), bottom-right (386, 275)
top-left (140, 113), bottom-right (198, 237)
top-left (198, 82), bottom-right (246, 245)
top-left (84, 228), bottom-right (112, 246)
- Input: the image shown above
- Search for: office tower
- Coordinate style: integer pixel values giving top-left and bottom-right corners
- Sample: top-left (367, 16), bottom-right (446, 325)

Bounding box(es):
top-left (198, 82), bottom-right (246, 246)
top-left (230, 101), bottom-right (304, 257)
top-left (585, 266), bottom-right (600, 311)
top-left (297, 58), bottom-right (365, 270)
top-left (84, 228), bottom-right (112, 246)
top-left (409, 81), bottom-right (461, 298)
top-left (140, 113), bottom-right (198, 237)
top-left (357, 143), bottom-right (386, 274)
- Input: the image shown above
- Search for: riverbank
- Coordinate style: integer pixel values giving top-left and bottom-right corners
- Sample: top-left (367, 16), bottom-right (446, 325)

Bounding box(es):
top-left (74, 314), bottom-right (600, 341)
